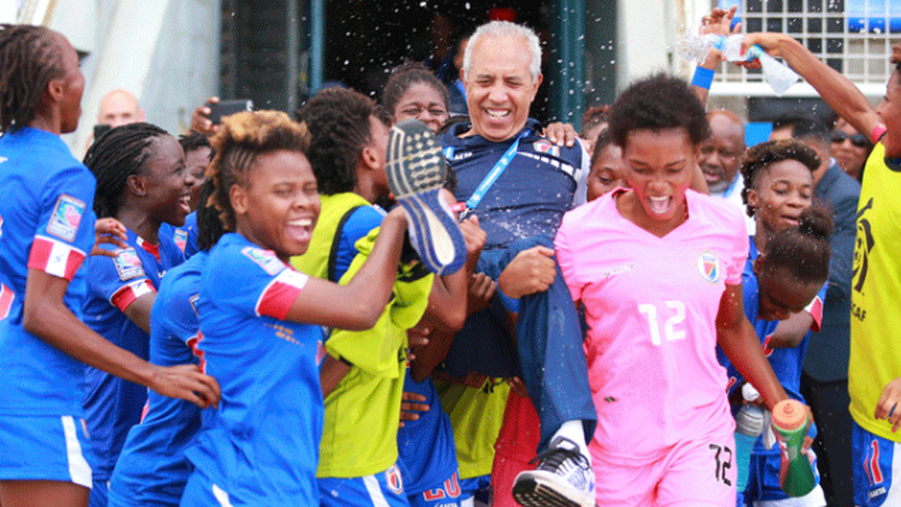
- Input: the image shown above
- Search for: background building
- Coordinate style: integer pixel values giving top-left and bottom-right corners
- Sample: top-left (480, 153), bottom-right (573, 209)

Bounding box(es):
top-left (2, 0), bottom-right (896, 152)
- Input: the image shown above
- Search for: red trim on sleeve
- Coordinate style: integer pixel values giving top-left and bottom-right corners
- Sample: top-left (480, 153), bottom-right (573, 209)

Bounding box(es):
top-left (0, 283), bottom-right (14, 321)
top-left (110, 280), bottom-right (155, 312)
top-left (186, 333), bottom-right (206, 372)
top-left (256, 269), bottom-right (308, 320)
top-left (27, 235), bottom-right (87, 281)
top-left (806, 296), bottom-right (824, 333)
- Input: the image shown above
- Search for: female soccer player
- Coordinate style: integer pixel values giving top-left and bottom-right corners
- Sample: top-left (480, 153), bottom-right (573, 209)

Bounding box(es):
top-left (554, 74), bottom-right (798, 505)
top-left (80, 123), bottom-right (195, 506)
top-left (728, 140), bottom-right (831, 506)
top-left (179, 110), bottom-right (414, 506)
top-left (0, 24), bottom-right (217, 507)
top-left (108, 181), bottom-right (222, 507)
top-left (586, 128), bottom-right (627, 202)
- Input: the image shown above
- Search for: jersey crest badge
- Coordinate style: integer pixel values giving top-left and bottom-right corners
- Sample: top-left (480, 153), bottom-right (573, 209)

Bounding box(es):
top-left (46, 194), bottom-right (86, 242)
top-left (241, 246), bottom-right (284, 275)
top-left (385, 464), bottom-right (404, 495)
top-left (173, 229), bottom-right (188, 253)
top-left (114, 248), bottom-right (146, 281)
top-left (532, 139), bottom-right (560, 158)
top-left (697, 251), bottom-right (720, 283)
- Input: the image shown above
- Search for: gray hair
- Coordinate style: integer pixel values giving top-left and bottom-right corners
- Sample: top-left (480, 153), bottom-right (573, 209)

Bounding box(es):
top-left (462, 21), bottom-right (542, 84)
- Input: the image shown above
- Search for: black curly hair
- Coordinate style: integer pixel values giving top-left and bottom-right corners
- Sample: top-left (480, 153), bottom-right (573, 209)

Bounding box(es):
top-left (760, 206), bottom-right (832, 285)
top-left (0, 24), bottom-right (66, 133)
top-left (179, 131), bottom-right (213, 158)
top-left (206, 110), bottom-right (310, 231)
top-left (295, 87), bottom-right (387, 196)
top-left (608, 73), bottom-right (710, 149)
top-left (194, 179), bottom-right (224, 252)
top-left (740, 139), bottom-right (820, 217)
top-left (83, 122), bottom-right (171, 218)
top-left (382, 62), bottom-right (450, 116)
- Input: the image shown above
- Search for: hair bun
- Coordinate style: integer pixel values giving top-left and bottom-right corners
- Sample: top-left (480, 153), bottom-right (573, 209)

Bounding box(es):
top-left (798, 206), bottom-right (834, 240)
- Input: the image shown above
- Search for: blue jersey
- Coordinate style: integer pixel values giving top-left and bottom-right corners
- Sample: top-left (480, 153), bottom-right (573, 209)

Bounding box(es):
top-left (159, 211), bottom-right (198, 259)
top-left (82, 229), bottom-right (184, 480)
top-left (442, 119), bottom-right (585, 251)
top-left (718, 237), bottom-right (827, 402)
top-left (184, 233), bottom-right (324, 506)
top-left (109, 251), bottom-right (209, 506)
top-left (396, 371), bottom-right (458, 495)
top-left (0, 127), bottom-right (97, 417)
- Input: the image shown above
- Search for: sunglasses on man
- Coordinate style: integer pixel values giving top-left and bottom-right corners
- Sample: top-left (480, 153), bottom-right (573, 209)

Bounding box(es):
top-left (830, 130), bottom-right (869, 148)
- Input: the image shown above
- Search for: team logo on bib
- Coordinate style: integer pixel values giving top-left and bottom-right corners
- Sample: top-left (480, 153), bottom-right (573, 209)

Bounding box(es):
top-left (532, 139), bottom-right (560, 157)
top-left (114, 248), bottom-right (145, 281)
top-left (47, 194), bottom-right (86, 242)
top-left (696, 251), bottom-right (720, 283)
top-left (241, 246), bottom-right (285, 275)
top-left (385, 464), bottom-right (404, 495)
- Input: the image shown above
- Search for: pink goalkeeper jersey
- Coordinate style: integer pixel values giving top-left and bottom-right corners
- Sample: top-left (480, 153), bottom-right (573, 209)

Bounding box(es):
top-left (555, 189), bottom-right (748, 462)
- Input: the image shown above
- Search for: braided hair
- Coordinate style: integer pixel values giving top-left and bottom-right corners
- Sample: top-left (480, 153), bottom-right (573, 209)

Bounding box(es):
top-left (295, 87), bottom-right (383, 196)
top-left (0, 24), bottom-right (65, 133)
top-left (382, 62), bottom-right (450, 115)
top-left (194, 178), bottom-right (223, 252)
top-left (207, 110), bottom-right (310, 232)
top-left (83, 122), bottom-right (170, 218)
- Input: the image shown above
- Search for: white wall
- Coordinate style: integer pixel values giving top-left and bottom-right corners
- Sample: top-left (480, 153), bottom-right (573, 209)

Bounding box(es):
top-left (46, 0), bottom-right (221, 154)
top-left (616, 0), bottom-right (678, 88)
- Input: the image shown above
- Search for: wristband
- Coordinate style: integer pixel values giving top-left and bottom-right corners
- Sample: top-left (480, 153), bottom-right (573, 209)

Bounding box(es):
top-left (691, 66), bottom-right (715, 90)
top-left (497, 285), bottom-right (521, 314)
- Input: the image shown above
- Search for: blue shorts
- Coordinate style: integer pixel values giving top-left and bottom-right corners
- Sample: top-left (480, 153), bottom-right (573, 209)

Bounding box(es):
top-left (319, 464), bottom-right (409, 506)
top-left (179, 467), bottom-right (234, 507)
top-left (852, 421), bottom-right (901, 506)
top-left (409, 470), bottom-right (473, 507)
top-left (458, 474), bottom-right (490, 504)
top-left (0, 414), bottom-right (93, 487)
top-left (89, 479), bottom-right (109, 507)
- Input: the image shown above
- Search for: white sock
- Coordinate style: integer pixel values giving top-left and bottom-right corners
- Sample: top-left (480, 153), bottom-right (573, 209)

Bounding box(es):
top-left (552, 420), bottom-right (592, 466)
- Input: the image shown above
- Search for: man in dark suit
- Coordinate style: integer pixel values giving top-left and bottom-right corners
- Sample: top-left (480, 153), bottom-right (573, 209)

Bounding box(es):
top-left (772, 116), bottom-right (860, 507)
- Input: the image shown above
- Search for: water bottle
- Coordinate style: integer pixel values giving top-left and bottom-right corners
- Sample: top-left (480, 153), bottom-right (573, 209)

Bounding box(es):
top-left (734, 383), bottom-right (767, 494)
top-left (675, 34), bottom-right (799, 95)
top-left (772, 399), bottom-right (817, 497)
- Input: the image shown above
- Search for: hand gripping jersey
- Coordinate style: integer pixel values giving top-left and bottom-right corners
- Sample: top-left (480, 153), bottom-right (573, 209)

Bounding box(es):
top-left (849, 142), bottom-right (901, 442)
top-left (0, 127), bottom-right (97, 417)
top-left (442, 119), bottom-right (585, 251)
top-left (109, 251), bottom-right (209, 507)
top-left (555, 189), bottom-right (747, 462)
top-left (81, 228), bottom-right (184, 481)
top-left (184, 233), bottom-right (324, 505)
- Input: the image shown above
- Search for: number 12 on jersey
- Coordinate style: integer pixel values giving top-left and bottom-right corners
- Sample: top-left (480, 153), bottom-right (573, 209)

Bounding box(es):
top-left (639, 300), bottom-right (686, 346)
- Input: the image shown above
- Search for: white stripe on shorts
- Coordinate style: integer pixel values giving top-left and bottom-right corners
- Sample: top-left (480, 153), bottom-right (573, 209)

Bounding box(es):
top-left (363, 474), bottom-right (391, 507)
top-left (61, 416), bottom-right (92, 488)
top-left (212, 484), bottom-right (234, 507)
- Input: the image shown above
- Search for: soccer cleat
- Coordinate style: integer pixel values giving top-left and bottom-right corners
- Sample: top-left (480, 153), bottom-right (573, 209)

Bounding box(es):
top-left (386, 119), bottom-right (466, 276)
top-left (512, 437), bottom-right (597, 507)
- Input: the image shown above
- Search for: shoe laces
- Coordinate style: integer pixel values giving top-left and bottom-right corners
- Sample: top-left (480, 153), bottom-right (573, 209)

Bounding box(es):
top-left (530, 437), bottom-right (591, 473)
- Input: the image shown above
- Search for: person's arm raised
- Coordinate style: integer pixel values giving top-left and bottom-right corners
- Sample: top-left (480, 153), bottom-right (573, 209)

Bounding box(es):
top-left (743, 33), bottom-right (883, 142)
top-left (284, 207), bottom-right (408, 331)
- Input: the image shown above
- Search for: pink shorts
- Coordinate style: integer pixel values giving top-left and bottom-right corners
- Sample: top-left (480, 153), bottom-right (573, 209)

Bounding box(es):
top-left (490, 391), bottom-right (539, 507)
top-left (592, 426), bottom-right (737, 506)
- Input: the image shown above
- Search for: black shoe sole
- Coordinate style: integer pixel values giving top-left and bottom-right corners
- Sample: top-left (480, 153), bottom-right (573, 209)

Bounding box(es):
top-left (512, 476), bottom-right (595, 507)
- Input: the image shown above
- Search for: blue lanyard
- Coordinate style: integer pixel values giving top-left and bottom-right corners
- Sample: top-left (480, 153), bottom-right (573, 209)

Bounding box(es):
top-left (462, 130), bottom-right (528, 216)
